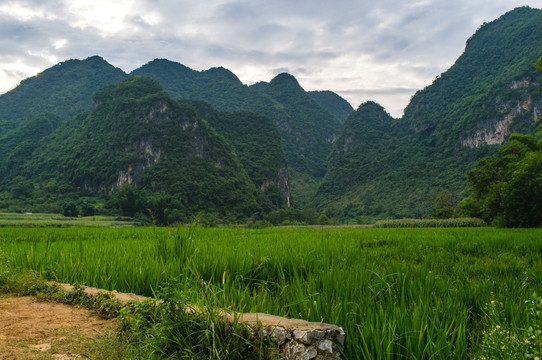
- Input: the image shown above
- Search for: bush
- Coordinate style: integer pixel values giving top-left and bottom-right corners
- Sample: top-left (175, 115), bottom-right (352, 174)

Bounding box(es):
top-left (62, 201), bottom-right (78, 217)
top-left (80, 201), bottom-right (95, 217)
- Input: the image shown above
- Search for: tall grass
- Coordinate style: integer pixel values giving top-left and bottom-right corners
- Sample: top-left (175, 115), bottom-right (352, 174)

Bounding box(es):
top-left (1, 226), bottom-right (541, 359)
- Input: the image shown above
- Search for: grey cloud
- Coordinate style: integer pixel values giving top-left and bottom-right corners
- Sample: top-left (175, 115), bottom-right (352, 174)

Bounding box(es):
top-left (216, 1), bottom-right (257, 20)
top-left (0, 0), bottom-right (540, 117)
top-left (341, 88), bottom-right (419, 96)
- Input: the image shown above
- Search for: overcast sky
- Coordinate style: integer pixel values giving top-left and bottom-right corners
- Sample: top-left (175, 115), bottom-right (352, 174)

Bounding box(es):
top-left (0, 0), bottom-right (539, 117)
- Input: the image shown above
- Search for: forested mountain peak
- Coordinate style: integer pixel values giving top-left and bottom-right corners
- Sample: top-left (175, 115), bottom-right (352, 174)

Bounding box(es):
top-left (0, 55), bottom-right (127, 132)
top-left (402, 6), bottom-right (542, 142)
top-left (137, 58), bottom-right (193, 75)
top-left (132, 60), bottom-right (343, 206)
top-left (204, 66), bottom-right (243, 84)
top-left (334, 101), bottom-right (394, 151)
top-left (465, 6), bottom-right (540, 50)
top-left (93, 75), bottom-right (164, 104)
top-left (266, 73), bottom-right (305, 94)
top-left (353, 101), bottom-right (394, 124)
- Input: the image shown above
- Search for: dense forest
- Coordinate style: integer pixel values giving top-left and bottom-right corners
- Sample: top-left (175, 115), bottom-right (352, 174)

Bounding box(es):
top-left (0, 6), bottom-right (541, 226)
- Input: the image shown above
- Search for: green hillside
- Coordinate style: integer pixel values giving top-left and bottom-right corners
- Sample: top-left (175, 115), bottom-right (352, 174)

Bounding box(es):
top-left (190, 100), bottom-right (290, 211)
top-left (0, 56), bottom-right (128, 191)
top-left (131, 59), bottom-right (252, 112)
top-left (133, 61), bottom-right (343, 206)
top-left (316, 7), bottom-right (542, 221)
top-left (0, 114), bottom-right (62, 188)
top-left (5, 77), bottom-right (260, 222)
top-left (403, 7), bottom-right (542, 141)
top-left (315, 102), bottom-right (431, 220)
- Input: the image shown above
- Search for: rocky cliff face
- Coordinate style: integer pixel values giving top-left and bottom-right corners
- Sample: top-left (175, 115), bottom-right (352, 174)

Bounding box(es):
top-left (260, 165), bottom-right (291, 207)
top-left (110, 138), bottom-right (162, 192)
top-left (461, 77), bottom-right (541, 148)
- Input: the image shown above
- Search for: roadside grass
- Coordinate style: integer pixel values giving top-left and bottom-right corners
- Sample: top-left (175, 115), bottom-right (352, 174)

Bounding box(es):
top-left (1, 226), bottom-right (541, 359)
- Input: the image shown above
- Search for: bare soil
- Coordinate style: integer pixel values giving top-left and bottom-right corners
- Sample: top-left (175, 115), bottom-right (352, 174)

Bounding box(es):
top-left (0, 296), bottom-right (117, 360)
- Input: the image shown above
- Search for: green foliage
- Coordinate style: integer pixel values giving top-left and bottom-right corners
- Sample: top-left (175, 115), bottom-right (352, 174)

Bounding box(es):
top-left (117, 286), bottom-right (276, 359)
top-left (190, 101), bottom-right (289, 210)
top-left (0, 114), bottom-right (62, 186)
top-left (9, 176), bottom-right (34, 199)
top-left (0, 212), bottom-right (137, 227)
top-left (79, 199), bottom-right (96, 217)
top-left (474, 293), bottom-right (542, 359)
top-left (461, 131), bottom-right (542, 227)
top-left (315, 101), bottom-right (438, 220)
top-left (373, 217), bottom-right (486, 228)
top-left (265, 208), bottom-right (324, 225)
top-left (113, 185), bottom-right (145, 218)
top-left (62, 201), bottom-right (79, 217)
top-left (430, 191), bottom-right (461, 219)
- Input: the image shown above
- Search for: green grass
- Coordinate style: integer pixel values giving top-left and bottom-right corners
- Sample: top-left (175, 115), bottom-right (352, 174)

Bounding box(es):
top-left (1, 226), bottom-right (541, 359)
top-left (0, 212), bottom-right (138, 227)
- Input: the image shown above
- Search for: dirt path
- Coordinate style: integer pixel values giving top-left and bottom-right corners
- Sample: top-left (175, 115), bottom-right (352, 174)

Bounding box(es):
top-left (0, 296), bottom-right (117, 360)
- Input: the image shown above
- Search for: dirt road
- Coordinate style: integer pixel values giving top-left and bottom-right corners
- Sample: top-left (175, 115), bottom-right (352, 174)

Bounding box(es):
top-left (0, 296), bottom-right (116, 360)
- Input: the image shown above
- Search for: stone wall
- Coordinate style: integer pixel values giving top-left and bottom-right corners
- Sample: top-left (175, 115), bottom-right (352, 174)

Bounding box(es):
top-left (56, 283), bottom-right (345, 359)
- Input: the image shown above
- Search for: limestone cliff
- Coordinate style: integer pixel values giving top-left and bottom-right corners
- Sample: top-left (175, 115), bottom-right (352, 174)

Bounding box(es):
top-left (462, 77), bottom-right (541, 148)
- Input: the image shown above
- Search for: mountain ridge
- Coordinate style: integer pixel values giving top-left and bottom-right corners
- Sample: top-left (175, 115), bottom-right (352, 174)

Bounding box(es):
top-left (1, 6), bottom-right (541, 222)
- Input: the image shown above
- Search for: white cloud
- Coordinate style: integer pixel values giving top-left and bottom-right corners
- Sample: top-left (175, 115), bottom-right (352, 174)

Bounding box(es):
top-left (0, 57), bottom-right (44, 93)
top-left (53, 39), bottom-right (67, 50)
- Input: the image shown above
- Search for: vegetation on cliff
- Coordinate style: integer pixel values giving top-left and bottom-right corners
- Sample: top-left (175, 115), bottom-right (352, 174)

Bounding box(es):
top-left (190, 101), bottom-right (290, 211)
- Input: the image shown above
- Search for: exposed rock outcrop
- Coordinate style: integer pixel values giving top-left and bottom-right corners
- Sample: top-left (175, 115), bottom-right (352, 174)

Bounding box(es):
top-left (462, 93), bottom-right (540, 148)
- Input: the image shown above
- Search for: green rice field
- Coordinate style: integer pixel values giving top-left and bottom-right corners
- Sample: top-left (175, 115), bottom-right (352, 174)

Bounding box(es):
top-left (0, 212), bottom-right (138, 227)
top-left (1, 226), bottom-right (541, 359)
